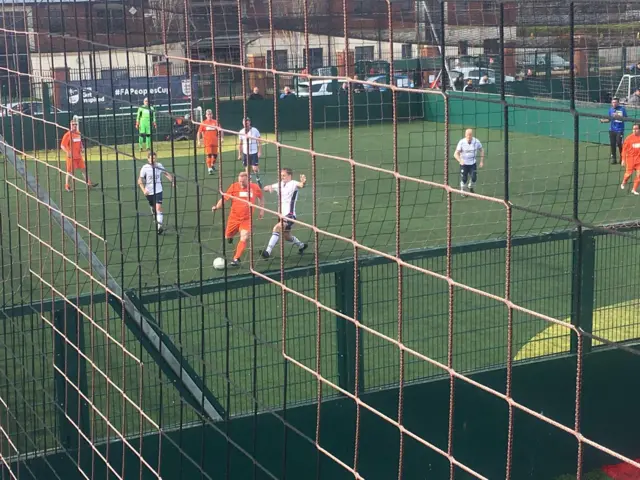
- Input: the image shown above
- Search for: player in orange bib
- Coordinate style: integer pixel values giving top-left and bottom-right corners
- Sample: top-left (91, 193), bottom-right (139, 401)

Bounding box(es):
top-left (60, 120), bottom-right (98, 192)
top-left (620, 123), bottom-right (640, 195)
top-left (211, 171), bottom-right (264, 267)
top-left (197, 109), bottom-right (222, 175)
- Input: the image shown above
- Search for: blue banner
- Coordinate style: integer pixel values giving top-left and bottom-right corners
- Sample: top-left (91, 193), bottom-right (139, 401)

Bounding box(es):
top-left (65, 75), bottom-right (195, 112)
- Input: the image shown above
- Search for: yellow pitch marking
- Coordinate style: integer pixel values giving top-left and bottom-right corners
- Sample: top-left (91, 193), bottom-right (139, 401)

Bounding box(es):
top-left (514, 299), bottom-right (640, 361)
top-left (26, 134), bottom-right (277, 163)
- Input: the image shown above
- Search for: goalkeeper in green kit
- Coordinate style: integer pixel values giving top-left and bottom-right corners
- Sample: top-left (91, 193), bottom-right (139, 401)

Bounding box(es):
top-left (135, 97), bottom-right (157, 152)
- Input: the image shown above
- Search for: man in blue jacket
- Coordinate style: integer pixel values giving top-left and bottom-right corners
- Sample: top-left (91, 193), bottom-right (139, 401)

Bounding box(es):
top-left (600, 97), bottom-right (627, 164)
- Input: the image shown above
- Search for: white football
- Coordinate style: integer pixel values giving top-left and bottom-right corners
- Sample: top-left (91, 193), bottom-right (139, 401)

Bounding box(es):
top-left (213, 257), bottom-right (226, 270)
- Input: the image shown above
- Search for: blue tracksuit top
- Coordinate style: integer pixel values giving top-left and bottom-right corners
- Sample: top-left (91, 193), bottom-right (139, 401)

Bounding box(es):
top-left (609, 106), bottom-right (627, 133)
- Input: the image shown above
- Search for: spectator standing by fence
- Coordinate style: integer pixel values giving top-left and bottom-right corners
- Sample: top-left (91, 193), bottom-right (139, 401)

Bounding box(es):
top-left (600, 97), bottom-right (627, 165)
top-left (280, 86), bottom-right (296, 99)
top-left (249, 87), bottom-right (264, 100)
top-left (627, 88), bottom-right (640, 106)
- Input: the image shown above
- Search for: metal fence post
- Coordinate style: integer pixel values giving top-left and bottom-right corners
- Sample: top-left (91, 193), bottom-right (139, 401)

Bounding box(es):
top-left (53, 305), bottom-right (89, 451)
top-left (211, 70), bottom-right (216, 103)
top-left (335, 262), bottom-right (363, 394)
top-left (571, 232), bottom-right (595, 354)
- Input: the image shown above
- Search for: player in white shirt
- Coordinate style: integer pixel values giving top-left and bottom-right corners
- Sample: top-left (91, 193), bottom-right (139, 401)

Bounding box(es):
top-left (237, 117), bottom-right (263, 187)
top-left (137, 152), bottom-right (175, 234)
top-left (454, 128), bottom-right (485, 196)
top-left (260, 168), bottom-right (308, 258)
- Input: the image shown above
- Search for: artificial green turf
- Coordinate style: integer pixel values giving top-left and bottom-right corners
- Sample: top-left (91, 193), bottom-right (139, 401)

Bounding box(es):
top-left (1, 120), bottom-right (638, 295)
top-left (1, 120), bottom-right (640, 454)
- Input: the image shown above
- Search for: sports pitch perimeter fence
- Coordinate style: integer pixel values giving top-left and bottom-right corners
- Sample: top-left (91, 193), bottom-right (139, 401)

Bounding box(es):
top-left (4, 86), bottom-right (640, 479)
top-left (2, 222), bottom-right (640, 478)
top-left (5, 0), bottom-right (640, 476)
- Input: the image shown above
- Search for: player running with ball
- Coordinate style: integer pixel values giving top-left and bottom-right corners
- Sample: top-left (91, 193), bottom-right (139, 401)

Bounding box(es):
top-left (138, 152), bottom-right (175, 234)
top-left (620, 123), bottom-right (640, 195)
top-left (212, 171), bottom-right (264, 267)
top-left (454, 128), bottom-right (484, 197)
top-left (260, 168), bottom-right (308, 259)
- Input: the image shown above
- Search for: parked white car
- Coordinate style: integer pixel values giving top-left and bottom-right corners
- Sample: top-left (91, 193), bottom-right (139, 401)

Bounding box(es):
top-left (363, 74), bottom-right (415, 91)
top-left (518, 53), bottom-right (571, 71)
top-left (297, 79), bottom-right (346, 97)
top-left (450, 68), bottom-right (515, 86)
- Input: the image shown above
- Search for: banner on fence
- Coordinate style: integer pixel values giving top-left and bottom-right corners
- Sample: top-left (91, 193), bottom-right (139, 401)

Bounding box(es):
top-left (64, 75), bottom-right (196, 112)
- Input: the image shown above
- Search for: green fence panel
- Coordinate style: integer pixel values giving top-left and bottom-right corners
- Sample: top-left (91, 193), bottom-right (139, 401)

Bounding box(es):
top-left (394, 58), bottom-right (420, 72)
top-left (571, 232), bottom-right (596, 354)
top-left (335, 265), bottom-right (363, 394)
top-left (424, 92), bottom-right (640, 146)
top-left (0, 114), bottom-right (49, 153)
top-left (1, 115), bottom-right (25, 151)
top-left (53, 306), bottom-right (89, 452)
top-left (14, 347), bottom-right (640, 480)
top-left (209, 92), bottom-right (423, 135)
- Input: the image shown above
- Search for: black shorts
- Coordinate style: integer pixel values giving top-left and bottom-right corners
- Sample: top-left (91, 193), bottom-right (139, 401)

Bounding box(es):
top-left (283, 213), bottom-right (296, 231)
top-left (242, 153), bottom-right (259, 167)
top-left (146, 191), bottom-right (163, 207)
top-left (460, 163), bottom-right (477, 176)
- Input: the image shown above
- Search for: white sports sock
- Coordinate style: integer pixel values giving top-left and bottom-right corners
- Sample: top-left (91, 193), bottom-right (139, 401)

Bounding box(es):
top-left (265, 232), bottom-right (280, 254)
top-left (156, 212), bottom-right (164, 225)
top-left (287, 236), bottom-right (303, 248)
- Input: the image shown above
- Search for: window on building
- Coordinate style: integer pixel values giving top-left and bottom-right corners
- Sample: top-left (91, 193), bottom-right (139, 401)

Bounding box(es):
top-left (95, 6), bottom-right (125, 34)
top-left (401, 44), bottom-right (413, 59)
top-left (354, 0), bottom-right (366, 14)
top-left (267, 50), bottom-right (289, 71)
top-left (303, 48), bottom-right (323, 70)
top-left (355, 46), bottom-right (374, 63)
top-left (47, 7), bottom-right (64, 34)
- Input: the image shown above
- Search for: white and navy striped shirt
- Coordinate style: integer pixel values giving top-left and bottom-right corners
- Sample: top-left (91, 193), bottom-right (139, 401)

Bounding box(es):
top-left (456, 137), bottom-right (483, 165)
top-left (271, 180), bottom-right (299, 216)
